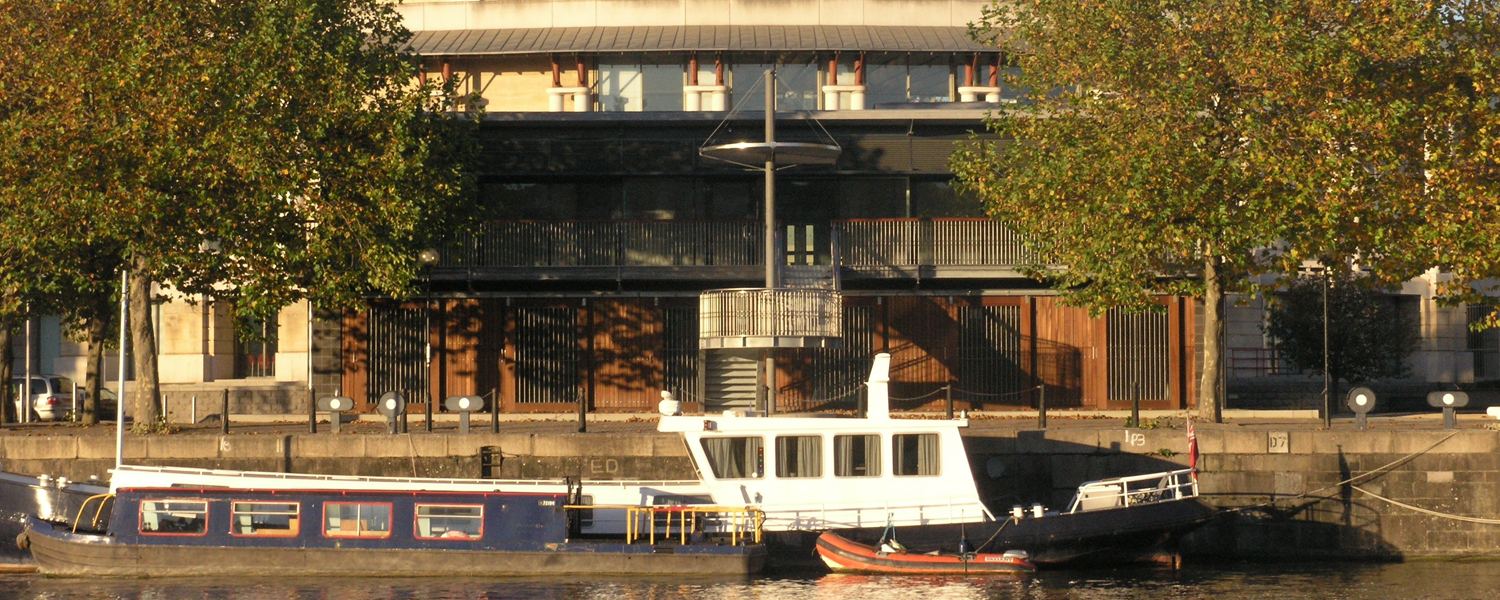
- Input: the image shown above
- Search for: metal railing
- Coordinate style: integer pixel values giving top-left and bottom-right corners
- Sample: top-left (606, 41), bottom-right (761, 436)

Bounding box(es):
top-left (442, 220), bottom-right (763, 268)
top-left (837, 218), bottom-right (1031, 269)
top-left (699, 288), bottom-right (843, 341)
top-left (573, 504), bottom-right (765, 545)
top-left (1065, 468), bottom-right (1198, 514)
top-left (1229, 347), bottom-right (1297, 378)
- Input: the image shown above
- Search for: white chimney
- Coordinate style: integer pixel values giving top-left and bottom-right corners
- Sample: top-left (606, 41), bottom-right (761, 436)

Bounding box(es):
top-left (866, 353), bottom-right (891, 419)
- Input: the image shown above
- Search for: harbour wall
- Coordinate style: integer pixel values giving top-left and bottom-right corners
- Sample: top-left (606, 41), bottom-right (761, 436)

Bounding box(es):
top-left (3, 427), bottom-right (1497, 559)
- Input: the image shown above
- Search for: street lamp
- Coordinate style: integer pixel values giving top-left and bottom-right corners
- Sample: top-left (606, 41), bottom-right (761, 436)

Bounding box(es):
top-left (1299, 263), bottom-right (1332, 429)
top-left (418, 249), bottom-right (440, 433)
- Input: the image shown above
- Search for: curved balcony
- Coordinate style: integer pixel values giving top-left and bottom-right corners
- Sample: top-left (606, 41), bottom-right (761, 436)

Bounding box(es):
top-left (699, 288), bottom-right (843, 349)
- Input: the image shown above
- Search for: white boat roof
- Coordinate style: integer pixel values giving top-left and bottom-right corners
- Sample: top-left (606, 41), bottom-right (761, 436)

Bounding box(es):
top-left (658, 413), bottom-right (968, 434)
top-left (109, 465), bottom-right (570, 494)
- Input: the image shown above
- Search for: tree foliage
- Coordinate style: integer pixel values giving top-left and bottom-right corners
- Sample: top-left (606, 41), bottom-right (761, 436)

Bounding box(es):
top-left (0, 0), bottom-right (478, 426)
top-left (1264, 272), bottom-right (1419, 384)
top-left (953, 0), bottom-right (1500, 420)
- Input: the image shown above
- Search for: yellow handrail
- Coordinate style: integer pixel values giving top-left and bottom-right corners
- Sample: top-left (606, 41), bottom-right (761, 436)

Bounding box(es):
top-left (565, 505), bottom-right (764, 545)
top-left (73, 494), bottom-right (114, 533)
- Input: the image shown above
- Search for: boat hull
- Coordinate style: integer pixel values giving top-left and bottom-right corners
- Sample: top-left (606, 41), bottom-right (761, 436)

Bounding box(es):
top-left (23, 519), bottom-right (766, 578)
top-left (837, 497), bottom-right (1216, 567)
top-left (0, 472), bottom-right (106, 563)
top-left (815, 532), bottom-right (1033, 575)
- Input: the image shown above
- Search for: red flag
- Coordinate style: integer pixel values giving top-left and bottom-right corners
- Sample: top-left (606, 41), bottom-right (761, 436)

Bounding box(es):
top-left (1186, 420), bottom-right (1199, 480)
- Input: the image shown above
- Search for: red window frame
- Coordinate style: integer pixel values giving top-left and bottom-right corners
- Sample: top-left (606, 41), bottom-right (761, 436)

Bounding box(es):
top-left (322, 501), bottom-right (394, 539)
top-left (228, 500), bottom-right (301, 538)
top-left (138, 499), bottom-right (210, 537)
top-left (413, 503), bottom-right (485, 541)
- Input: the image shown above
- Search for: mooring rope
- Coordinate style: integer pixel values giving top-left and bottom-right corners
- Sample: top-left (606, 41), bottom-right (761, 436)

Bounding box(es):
top-left (1351, 485), bottom-right (1500, 525)
top-left (1222, 430), bottom-right (1460, 515)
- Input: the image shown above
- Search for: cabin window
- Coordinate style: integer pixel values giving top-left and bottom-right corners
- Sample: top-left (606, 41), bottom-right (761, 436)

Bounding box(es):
top-left (700, 436), bottom-right (763, 479)
top-left (324, 502), bottom-right (392, 538)
top-left (139, 500), bottom-right (208, 535)
top-left (230, 501), bottom-right (300, 537)
top-left (893, 433), bottom-right (941, 476)
top-left (775, 435), bottom-right (823, 478)
top-left (834, 434), bottom-right (882, 477)
top-left (415, 504), bottom-right (484, 540)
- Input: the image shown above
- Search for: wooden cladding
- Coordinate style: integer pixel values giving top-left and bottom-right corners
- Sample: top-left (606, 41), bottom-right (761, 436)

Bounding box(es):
top-left (343, 294), bottom-right (1195, 413)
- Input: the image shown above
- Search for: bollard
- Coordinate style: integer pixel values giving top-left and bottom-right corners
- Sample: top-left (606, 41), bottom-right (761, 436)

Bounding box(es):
top-left (221, 389), bottom-right (230, 434)
top-left (1130, 383), bottom-right (1141, 429)
top-left (577, 394), bottom-right (587, 434)
top-left (191, 395), bottom-right (197, 424)
top-left (491, 389), bottom-right (500, 433)
top-left (425, 398), bottom-right (433, 433)
top-left (945, 384), bottom-right (954, 420)
top-left (308, 389), bottom-right (317, 434)
top-left (71, 381), bottom-right (78, 422)
top-left (1037, 385), bottom-right (1047, 429)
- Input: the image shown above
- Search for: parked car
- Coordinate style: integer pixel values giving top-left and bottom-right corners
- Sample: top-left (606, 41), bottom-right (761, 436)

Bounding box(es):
top-left (10, 375), bottom-right (76, 422)
top-left (71, 386), bottom-right (119, 421)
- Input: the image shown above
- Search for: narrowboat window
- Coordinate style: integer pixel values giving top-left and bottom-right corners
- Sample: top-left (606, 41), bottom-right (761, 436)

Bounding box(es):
top-left (140, 500), bottom-right (208, 535)
top-left (893, 433), bottom-right (941, 476)
top-left (415, 505), bottom-right (483, 540)
top-left (231, 501), bottom-right (300, 536)
top-left (324, 503), bottom-right (392, 538)
top-left (834, 434), bottom-right (882, 477)
top-left (700, 436), bottom-right (764, 479)
top-left (775, 435), bottom-right (823, 478)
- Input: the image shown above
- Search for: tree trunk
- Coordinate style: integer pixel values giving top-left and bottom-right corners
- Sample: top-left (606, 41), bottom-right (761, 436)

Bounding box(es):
top-left (0, 316), bottom-right (12, 425)
top-left (82, 310), bottom-right (108, 426)
top-left (1197, 256), bottom-right (1225, 423)
top-left (129, 260), bottom-right (161, 428)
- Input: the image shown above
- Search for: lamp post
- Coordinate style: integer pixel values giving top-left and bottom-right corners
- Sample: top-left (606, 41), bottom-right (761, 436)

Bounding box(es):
top-left (1322, 268), bottom-right (1331, 429)
top-left (418, 249), bottom-right (440, 433)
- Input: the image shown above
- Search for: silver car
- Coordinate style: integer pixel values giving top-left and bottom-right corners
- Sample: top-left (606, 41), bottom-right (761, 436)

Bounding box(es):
top-left (11, 375), bottom-right (75, 422)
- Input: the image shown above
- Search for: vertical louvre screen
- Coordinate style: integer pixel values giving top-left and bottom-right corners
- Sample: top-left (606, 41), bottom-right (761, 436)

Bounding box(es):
top-left (663, 307), bottom-right (699, 399)
top-left (1468, 305), bottom-right (1499, 380)
top-left (1107, 308), bottom-right (1169, 400)
top-left (367, 306), bottom-right (427, 404)
top-left (956, 305), bottom-right (1024, 402)
top-left (800, 306), bottom-right (874, 410)
top-left (515, 307), bottom-right (580, 404)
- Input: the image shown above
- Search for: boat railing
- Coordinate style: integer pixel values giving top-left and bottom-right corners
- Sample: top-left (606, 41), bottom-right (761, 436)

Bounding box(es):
top-left (1065, 468), bottom-right (1198, 514)
top-left (571, 505), bottom-right (765, 546)
top-left (72, 493), bottom-right (114, 533)
top-left (754, 498), bottom-right (995, 530)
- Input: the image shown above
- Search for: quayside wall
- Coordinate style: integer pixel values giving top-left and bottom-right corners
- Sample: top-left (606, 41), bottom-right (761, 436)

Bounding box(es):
top-left (2, 427), bottom-right (1496, 559)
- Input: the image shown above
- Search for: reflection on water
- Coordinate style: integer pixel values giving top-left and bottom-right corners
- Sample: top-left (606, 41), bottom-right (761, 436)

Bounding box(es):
top-left (4, 562), bottom-right (1500, 600)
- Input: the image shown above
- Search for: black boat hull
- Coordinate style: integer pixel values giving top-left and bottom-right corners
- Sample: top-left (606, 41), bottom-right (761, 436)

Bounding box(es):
top-left (839, 498), bottom-right (1217, 566)
top-left (23, 518), bottom-right (766, 577)
top-left (0, 472), bottom-right (106, 563)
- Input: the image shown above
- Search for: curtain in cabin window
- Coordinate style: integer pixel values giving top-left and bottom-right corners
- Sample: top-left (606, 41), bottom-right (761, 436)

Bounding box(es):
top-left (776, 435), bottom-right (822, 478)
top-left (701, 436), bottom-right (763, 478)
top-left (893, 433), bottom-right (940, 476)
top-left (834, 434), bottom-right (881, 477)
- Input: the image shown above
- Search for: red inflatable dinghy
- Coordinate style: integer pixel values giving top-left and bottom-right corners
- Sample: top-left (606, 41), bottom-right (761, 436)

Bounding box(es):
top-left (815, 532), bottom-right (1035, 575)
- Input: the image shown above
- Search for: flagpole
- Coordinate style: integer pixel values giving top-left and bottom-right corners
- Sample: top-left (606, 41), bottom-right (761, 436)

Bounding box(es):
top-left (115, 270), bottom-right (129, 470)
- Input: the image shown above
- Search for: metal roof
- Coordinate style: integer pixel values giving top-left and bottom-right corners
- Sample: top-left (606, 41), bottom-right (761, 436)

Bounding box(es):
top-left (407, 26), bottom-right (997, 56)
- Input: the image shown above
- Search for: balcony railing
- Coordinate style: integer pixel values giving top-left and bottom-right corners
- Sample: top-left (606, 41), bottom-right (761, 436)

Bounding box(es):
top-left (699, 288), bottom-right (843, 349)
top-left (436, 218), bottom-right (1032, 280)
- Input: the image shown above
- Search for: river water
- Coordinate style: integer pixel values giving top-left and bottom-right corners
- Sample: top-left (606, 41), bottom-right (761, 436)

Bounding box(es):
top-left (2, 561), bottom-right (1499, 600)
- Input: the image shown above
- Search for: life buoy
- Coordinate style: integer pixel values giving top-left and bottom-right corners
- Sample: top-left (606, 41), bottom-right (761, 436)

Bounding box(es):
top-left (15, 531), bottom-right (29, 551)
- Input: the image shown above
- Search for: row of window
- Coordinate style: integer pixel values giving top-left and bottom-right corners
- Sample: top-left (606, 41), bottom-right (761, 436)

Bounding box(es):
top-left (138, 501), bottom-right (483, 540)
top-left (699, 433), bottom-right (940, 480)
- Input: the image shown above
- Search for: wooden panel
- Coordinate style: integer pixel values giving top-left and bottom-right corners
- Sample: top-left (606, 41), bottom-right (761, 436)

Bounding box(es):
top-left (590, 299), bottom-right (665, 412)
top-left (439, 299), bottom-right (483, 401)
top-left (502, 300), bottom-right (581, 414)
top-left (341, 309), bottom-right (368, 412)
top-left (883, 296), bottom-right (959, 410)
top-left (1031, 296), bottom-right (1102, 408)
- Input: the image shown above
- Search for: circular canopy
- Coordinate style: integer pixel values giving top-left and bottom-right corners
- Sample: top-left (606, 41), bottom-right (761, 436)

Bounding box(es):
top-left (700, 141), bottom-right (842, 167)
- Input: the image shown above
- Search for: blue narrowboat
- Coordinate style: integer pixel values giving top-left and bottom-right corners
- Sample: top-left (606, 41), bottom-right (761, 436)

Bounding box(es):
top-left (21, 484), bottom-right (766, 577)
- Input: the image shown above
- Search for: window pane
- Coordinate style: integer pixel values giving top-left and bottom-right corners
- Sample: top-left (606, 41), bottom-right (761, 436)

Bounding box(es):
top-left (140, 500), bottom-right (208, 534)
top-left (834, 434), bottom-right (881, 477)
top-left (700, 437), bottom-right (764, 479)
top-left (640, 60), bottom-right (684, 111)
top-left (893, 433), bottom-right (941, 476)
top-left (599, 63), bottom-right (643, 112)
top-left (325, 503), bottom-right (391, 538)
top-left (231, 501), bottom-right (300, 536)
top-left (865, 55), bottom-right (907, 107)
top-left (909, 56), bottom-right (952, 103)
top-left (416, 504), bottom-right (483, 539)
top-left (775, 435), bottom-right (823, 478)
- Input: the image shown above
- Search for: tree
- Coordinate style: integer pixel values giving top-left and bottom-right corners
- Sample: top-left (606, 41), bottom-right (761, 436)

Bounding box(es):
top-left (952, 0), bottom-right (1500, 421)
top-left (1264, 272), bottom-right (1419, 386)
top-left (0, 0), bottom-right (477, 429)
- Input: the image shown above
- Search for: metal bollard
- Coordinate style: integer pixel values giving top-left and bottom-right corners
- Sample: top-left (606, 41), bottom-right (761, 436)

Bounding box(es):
top-left (1037, 385), bottom-right (1047, 429)
top-left (1130, 383), bottom-right (1141, 429)
top-left (221, 389), bottom-right (230, 434)
top-left (425, 398), bottom-right (433, 433)
top-left (71, 381), bottom-right (78, 422)
top-left (308, 389), bottom-right (317, 434)
top-left (490, 389), bottom-right (500, 433)
top-left (945, 384), bottom-right (954, 420)
top-left (191, 395), bottom-right (197, 424)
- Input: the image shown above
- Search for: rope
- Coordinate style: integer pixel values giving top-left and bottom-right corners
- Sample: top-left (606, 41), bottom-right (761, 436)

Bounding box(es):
top-left (888, 388), bottom-right (946, 402)
top-left (952, 385), bottom-right (1043, 399)
top-left (1352, 485), bottom-right (1500, 525)
top-left (971, 516), bottom-right (1014, 554)
top-left (1223, 430), bottom-right (1460, 515)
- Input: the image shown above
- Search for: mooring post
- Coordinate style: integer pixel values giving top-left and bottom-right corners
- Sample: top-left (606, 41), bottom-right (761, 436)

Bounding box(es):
top-left (491, 389), bottom-right (500, 433)
top-left (1037, 384), bottom-right (1047, 429)
top-left (1130, 382), bottom-right (1141, 428)
top-left (945, 384), bottom-right (954, 420)
top-left (221, 389), bottom-right (230, 434)
top-left (307, 388), bottom-right (317, 434)
top-left (425, 398), bottom-right (433, 433)
top-left (577, 392), bottom-right (587, 433)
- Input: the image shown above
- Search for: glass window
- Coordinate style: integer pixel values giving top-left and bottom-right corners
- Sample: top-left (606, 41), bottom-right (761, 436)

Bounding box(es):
top-left (839, 178), bottom-right (908, 219)
top-left (700, 436), bottom-right (764, 479)
top-left (640, 60), bottom-right (685, 112)
top-left (909, 56), bottom-right (953, 103)
top-left (865, 54), bottom-right (907, 107)
top-left (733, 55), bottom-right (819, 112)
top-left (911, 180), bottom-right (984, 218)
top-left (893, 433), bottom-right (941, 476)
top-left (415, 504), bottom-right (483, 540)
top-left (599, 62), bottom-right (643, 112)
top-left (834, 434), bottom-right (881, 477)
top-left (324, 502), bottom-right (392, 538)
top-left (48, 377), bottom-right (72, 394)
top-left (775, 435), bottom-right (823, 478)
top-left (140, 500), bottom-right (208, 535)
top-left (231, 501), bottom-right (300, 536)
